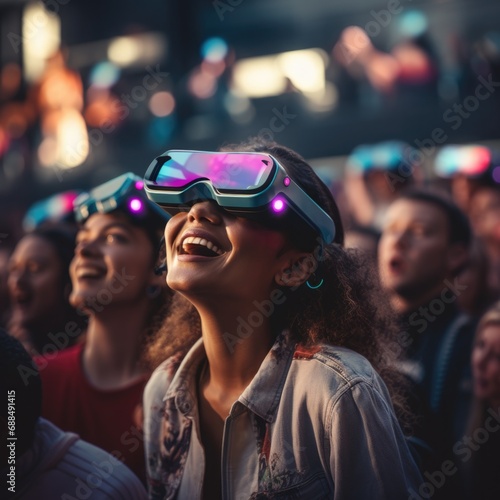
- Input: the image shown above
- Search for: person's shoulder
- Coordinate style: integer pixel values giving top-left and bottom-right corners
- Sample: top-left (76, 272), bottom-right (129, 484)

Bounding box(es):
top-left (67, 438), bottom-right (147, 499)
top-left (287, 344), bottom-right (394, 417)
top-left (22, 419), bottom-right (147, 500)
top-left (292, 343), bottom-right (376, 384)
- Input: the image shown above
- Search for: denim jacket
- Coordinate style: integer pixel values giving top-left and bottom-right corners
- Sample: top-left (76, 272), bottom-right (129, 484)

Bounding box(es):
top-left (144, 331), bottom-right (422, 499)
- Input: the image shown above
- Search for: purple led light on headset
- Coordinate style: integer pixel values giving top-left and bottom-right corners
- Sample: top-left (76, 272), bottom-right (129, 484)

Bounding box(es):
top-left (128, 197), bottom-right (143, 213)
top-left (271, 197), bottom-right (286, 213)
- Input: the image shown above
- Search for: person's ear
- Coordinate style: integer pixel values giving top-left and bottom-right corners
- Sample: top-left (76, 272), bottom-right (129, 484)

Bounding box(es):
top-left (275, 252), bottom-right (316, 288)
top-left (146, 261), bottom-right (169, 298)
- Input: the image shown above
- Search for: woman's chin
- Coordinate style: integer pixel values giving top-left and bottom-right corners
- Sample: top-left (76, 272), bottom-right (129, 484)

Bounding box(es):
top-left (68, 290), bottom-right (91, 310)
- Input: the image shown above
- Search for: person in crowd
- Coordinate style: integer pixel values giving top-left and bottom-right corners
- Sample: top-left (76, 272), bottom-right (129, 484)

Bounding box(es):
top-left (456, 238), bottom-right (498, 318)
top-left (378, 189), bottom-right (476, 498)
top-left (35, 173), bottom-right (171, 483)
top-left (343, 141), bottom-right (423, 230)
top-left (0, 327), bottom-right (147, 499)
top-left (21, 190), bottom-right (81, 233)
top-left (7, 225), bottom-right (84, 355)
top-left (468, 180), bottom-right (500, 295)
top-left (463, 301), bottom-right (500, 500)
top-left (433, 144), bottom-right (499, 218)
top-left (143, 139), bottom-right (422, 499)
top-left (344, 223), bottom-right (381, 269)
top-left (434, 144), bottom-right (500, 314)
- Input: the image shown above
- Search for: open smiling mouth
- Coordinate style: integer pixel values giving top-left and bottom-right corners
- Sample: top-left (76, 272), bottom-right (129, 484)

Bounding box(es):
top-left (75, 264), bottom-right (107, 280)
top-left (180, 236), bottom-right (224, 257)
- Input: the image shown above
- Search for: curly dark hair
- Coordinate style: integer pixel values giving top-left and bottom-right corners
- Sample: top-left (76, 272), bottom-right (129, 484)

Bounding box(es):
top-left (145, 138), bottom-right (411, 427)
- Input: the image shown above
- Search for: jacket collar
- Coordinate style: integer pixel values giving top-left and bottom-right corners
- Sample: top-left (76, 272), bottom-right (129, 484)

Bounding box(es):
top-left (164, 331), bottom-right (296, 423)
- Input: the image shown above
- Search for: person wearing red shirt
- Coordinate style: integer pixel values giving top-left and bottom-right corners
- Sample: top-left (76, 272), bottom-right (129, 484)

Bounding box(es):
top-left (35, 173), bottom-right (171, 483)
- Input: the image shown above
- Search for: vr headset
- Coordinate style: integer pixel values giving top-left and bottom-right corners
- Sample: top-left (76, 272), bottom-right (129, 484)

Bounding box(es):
top-left (143, 150), bottom-right (336, 244)
top-left (74, 172), bottom-right (170, 225)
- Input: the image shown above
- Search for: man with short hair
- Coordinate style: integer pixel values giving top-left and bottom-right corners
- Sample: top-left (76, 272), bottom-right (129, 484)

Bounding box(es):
top-left (378, 190), bottom-right (476, 499)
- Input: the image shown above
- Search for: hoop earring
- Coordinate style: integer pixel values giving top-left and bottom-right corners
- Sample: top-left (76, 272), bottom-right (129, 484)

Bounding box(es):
top-left (306, 276), bottom-right (324, 290)
top-left (154, 263), bottom-right (166, 276)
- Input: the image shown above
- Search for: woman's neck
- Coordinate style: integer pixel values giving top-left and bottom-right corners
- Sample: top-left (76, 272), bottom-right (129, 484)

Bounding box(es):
top-left (196, 301), bottom-right (275, 395)
top-left (83, 304), bottom-right (150, 390)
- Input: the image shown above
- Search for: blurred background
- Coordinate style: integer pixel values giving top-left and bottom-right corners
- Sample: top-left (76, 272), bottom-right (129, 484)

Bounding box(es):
top-left (1, 0), bottom-right (500, 242)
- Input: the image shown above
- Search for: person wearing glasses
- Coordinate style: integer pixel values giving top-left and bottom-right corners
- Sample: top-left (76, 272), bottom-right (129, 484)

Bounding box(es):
top-left (35, 173), bottom-right (171, 484)
top-left (142, 139), bottom-right (422, 499)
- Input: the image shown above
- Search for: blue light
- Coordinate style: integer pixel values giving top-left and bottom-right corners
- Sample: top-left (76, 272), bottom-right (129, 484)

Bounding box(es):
top-left (201, 37), bottom-right (228, 63)
top-left (398, 10), bottom-right (428, 38)
top-left (89, 62), bottom-right (121, 88)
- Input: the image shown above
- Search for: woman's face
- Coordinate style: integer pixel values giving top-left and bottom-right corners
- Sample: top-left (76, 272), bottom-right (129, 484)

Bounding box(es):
top-left (165, 201), bottom-right (295, 304)
top-left (472, 323), bottom-right (500, 405)
top-left (70, 212), bottom-right (158, 314)
top-left (8, 235), bottom-right (66, 329)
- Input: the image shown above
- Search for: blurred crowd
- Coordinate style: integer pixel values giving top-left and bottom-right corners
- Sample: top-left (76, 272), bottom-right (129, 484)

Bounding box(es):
top-left (0, 0), bottom-right (500, 496)
top-left (0, 139), bottom-right (499, 499)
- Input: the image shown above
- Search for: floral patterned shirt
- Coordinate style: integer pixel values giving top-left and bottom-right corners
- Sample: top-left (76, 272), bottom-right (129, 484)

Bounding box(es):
top-left (143, 331), bottom-right (422, 499)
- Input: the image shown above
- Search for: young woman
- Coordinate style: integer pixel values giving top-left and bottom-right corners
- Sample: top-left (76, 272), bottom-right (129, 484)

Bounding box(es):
top-left (7, 225), bottom-right (84, 355)
top-left (464, 301), bottom-right (500, 499)
top-left (143, 140), bottom-right (422, 499)
top-left (36, 173), bottom-right (171, 483)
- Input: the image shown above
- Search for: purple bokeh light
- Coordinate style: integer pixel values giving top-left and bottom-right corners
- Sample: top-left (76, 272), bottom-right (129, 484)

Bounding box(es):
top-left (135, 180), bottom-right (144, 190)
top-left (493, 166), bottom-right (500, 184)
top-left (283, 177), bottom-right (291, 187)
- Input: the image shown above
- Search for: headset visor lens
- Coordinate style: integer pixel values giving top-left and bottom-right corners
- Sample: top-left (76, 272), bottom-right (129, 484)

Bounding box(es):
top-left (152, 151), bottom-right (275, 193)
